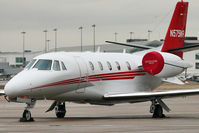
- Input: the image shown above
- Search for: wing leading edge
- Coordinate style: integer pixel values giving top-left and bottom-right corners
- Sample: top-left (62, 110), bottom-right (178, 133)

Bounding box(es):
top-left (104, 89), bottom-right (199, 101)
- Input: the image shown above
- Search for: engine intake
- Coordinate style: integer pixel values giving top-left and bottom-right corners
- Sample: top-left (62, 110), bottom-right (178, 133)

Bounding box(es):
top-left (142, 51), bottom-right (186, 78)
top-left (142, 51), bottom-right (164, 75)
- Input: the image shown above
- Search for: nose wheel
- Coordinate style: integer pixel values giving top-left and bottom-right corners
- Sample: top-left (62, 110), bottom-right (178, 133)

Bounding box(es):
top-left (19, 98), bottom-right (36, 122)
top-left (20, 109), bottom-right (34, 122)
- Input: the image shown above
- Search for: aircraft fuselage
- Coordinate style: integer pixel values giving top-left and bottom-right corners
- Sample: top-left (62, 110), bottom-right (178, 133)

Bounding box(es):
top-left (5, 52), bottom-right (162, 105)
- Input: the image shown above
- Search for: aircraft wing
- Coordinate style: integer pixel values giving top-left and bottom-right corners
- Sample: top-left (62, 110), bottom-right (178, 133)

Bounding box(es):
top-left (104, 89), bottom-right (199, 101)
top-left (0, 90), bottom-right (5, 96)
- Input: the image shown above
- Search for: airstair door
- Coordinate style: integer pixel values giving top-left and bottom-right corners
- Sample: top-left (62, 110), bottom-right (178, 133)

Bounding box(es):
top-left (74, 56), bottom-right (89, 93)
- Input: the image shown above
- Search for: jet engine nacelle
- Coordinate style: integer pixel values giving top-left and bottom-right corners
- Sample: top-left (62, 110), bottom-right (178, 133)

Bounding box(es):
top-left (142, 51), bottom-right (186, 78)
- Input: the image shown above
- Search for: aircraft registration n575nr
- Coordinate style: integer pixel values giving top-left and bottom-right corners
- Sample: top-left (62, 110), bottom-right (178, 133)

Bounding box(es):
top-left (2, 0), bottom-right (199, 122)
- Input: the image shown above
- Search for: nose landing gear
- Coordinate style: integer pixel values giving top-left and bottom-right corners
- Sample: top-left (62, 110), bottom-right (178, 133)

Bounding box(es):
top-left (19, 98), bottom-right (36, 122)
top-left (20, 109), bottom-right (34, 122)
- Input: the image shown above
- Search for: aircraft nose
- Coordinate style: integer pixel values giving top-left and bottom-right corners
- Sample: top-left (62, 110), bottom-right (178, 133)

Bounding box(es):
top-left (4, 80), bottom-right (15, 97)
top-left (4, 72), bottom-right (31, 97)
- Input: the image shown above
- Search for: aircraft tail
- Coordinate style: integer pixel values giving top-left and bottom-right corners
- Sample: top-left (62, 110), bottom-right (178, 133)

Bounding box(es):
top-left (161, 0), bottom-right (189, 58)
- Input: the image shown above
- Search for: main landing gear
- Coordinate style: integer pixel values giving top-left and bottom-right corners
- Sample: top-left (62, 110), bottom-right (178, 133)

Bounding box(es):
top-left (19, 98), bottom-right (36, 122)
top-left (150, 99), bottom-right (170, 118)
top-left (55, 102), bottom-right (66, 118)
top-left (46, 101), bottom-right (66, 118)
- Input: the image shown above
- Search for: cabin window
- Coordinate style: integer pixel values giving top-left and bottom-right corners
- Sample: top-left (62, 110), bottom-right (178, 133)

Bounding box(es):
top-left (107, 61), bottom-right (112, 71)
top-left (61, 61), bottom-right (67, 70)
top-left (195, 63), bottom-right (199, 69)
top-left (53, 60), bottom-right (61, 71)
top-left (196, 54), bottom-right (199, 60)
top-left (126, 61), bottom-right (131, 70)
top-left (25, 59), bottom-right (36, 69)
top-left (115, 61), bottom-right (121, 70)
top-left (33, 59), bottom-right (52, 70)
top-left (98, 61), bottom-right (103, 71)
top-left (89, 61), bottom-right (94, 70)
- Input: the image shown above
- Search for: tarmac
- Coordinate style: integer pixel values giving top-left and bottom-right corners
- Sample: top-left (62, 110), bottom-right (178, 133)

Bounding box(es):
top-left (0, 83), bottom-right (199, 132)
top-left (0, 95), bottom-right (199, 133)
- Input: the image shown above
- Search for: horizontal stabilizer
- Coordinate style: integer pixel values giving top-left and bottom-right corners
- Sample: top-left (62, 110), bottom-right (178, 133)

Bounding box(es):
top-left (162, 77), bottom-right (184, 85)
top-left (106, 41), bottom-right (153, 49)
top-left (167, 44), bottom-right (199, 52)
top-left (104, 89), bottom-right (199, 101)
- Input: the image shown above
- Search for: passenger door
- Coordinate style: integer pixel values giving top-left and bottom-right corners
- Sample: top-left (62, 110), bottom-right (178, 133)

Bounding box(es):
top-left (74, 56), bottom-right (89, 93)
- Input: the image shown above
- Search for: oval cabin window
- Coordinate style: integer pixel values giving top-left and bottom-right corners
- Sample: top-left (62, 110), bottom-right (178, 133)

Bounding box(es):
top-left (98, 61), bottom-right (103, 71)
top-left (126, 61), bottom-right (131, 70)
top-left (115, 61), bottom-right (121, 70)
top-left (107, 61), bottom-right (112, 71)
top-left (89, 61), bottom-right (94, 71)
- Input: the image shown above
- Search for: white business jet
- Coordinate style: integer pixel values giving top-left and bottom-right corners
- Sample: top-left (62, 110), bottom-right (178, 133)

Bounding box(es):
top-left (2, 0), bottom-right (199, 122)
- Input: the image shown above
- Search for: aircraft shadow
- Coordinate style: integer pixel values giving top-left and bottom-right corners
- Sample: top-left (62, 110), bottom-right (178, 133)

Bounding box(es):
top-left (1, 114), bottom-right (199, 122)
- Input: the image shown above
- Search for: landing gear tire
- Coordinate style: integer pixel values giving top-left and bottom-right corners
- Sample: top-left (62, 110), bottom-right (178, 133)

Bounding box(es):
top-left (152, 104), bottom-right (165, 118)
top-left (19, 110), bottom-right (34, 122)
top-left (55, 103), bottom-right (66, 118)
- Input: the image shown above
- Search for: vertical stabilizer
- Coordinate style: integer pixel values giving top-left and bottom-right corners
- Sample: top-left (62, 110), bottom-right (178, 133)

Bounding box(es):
top-left (161, 1), bottom-right (189, 58)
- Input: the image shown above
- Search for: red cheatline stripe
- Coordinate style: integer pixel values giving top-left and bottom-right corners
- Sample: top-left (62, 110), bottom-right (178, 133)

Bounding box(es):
top-left (100, 76), bottom-right (135, 81)
top-left (30, 78), bottom-right (80, 90)
top-left (88, 76), bottom-right (135, 82)
top-left (88, 73), bottom-right (145, 82)
top-left (62, 74), bottom-right (139, 84)
top-left (89, 70), bottom-right (144, 78)
top-left (30, 70), bottom-right (146, 90)
top-left (88, 73), bottom-right (145, 80)
top-left (61, 74), bottom-right (140, 84)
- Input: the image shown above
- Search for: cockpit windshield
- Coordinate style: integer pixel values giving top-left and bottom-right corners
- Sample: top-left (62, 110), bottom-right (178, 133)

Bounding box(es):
top-left (25, 59), bottom-right (36, 69)
top-left (33, 59), bottom-right (52, 70)
top-left (53, 60), bottom-right (61, 71)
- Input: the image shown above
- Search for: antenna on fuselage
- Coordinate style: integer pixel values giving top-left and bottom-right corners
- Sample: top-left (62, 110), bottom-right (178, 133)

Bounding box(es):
top-left (97, 46), bottom-right (101, 52)
top-left (79, 26), bottom-right (83, 52)
top-left (123, 49), bottom-right (126, 53)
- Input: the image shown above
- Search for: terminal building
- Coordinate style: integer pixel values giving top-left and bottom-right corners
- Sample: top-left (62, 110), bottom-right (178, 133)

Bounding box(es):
top-left (0, 37), bottom-right (198, 79)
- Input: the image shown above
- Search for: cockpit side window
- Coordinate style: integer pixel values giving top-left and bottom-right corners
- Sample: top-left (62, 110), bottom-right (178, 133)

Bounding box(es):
top-left (53, 60), bottom-right (61, 71)
top-left (61, 61), bottom-right (67, 70)
top-left (25, 59), bottom-right (36, 69)
top-left (33, 59), bottom-right (52, 70)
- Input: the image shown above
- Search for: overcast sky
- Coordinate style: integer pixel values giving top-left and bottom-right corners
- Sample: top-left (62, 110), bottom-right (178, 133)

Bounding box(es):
top-left (0, 0), bottom-right (198, 52)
